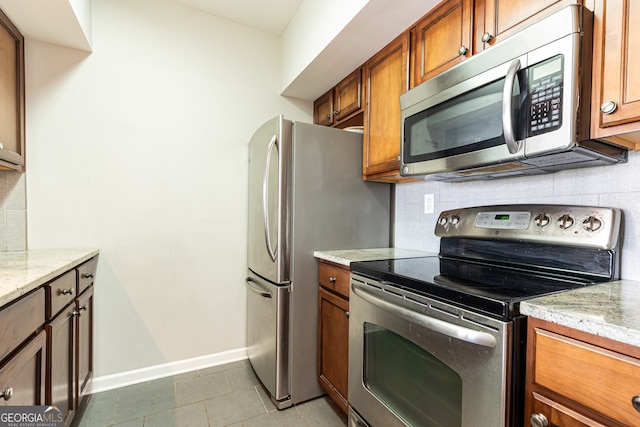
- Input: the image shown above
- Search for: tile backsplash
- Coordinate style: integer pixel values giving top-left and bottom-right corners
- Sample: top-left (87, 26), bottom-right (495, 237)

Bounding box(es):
top-left (394, 149), bottom-right (640, 281)
top-left (0, 171), bottom-right (27, 251)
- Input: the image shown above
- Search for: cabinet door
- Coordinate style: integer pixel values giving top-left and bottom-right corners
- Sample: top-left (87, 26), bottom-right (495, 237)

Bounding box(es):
top-left (478, 0), bottom-right (575, 52)
top-left (363, 32), bottom-right (409, 180)
top-left (0, 331), bottom-right (46, 406)
top-left (317, 287), bottom-right (349, 414)
top-left (411, 0), bottom-right (472, 86)
top-left (334, 68), bottom-right (362, 123)
top-left (0, 9), bottom-right (24, 171)
top-left (314, 89), bottom-right (334, 127)
top-left (591, 0), bottom-right (640, 147)
top-left (75, 287), bottom-right (93, 408)
top-left (46, 306), bottom-right (75, 424)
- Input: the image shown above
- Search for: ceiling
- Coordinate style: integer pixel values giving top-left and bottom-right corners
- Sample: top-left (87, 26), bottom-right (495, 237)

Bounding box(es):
top-left (176, 0), bottom-right (305, 35)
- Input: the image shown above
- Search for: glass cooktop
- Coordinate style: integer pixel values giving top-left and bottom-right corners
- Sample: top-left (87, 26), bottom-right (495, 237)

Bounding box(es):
top-left (350, 256), bottom-right (605, 319)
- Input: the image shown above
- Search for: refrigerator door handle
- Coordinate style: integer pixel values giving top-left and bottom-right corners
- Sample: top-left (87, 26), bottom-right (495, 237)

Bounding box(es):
top-left (245, 277), bottom-right (273, 298)
top-left (262, 134), bottom-right (278, 262)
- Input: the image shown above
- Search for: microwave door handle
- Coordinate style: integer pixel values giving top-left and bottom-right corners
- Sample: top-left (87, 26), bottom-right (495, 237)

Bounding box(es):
top-left (262, 135), bottom-right (278, 262)
top-left (352, 282), bottom-right (497, 348)
top-left (502, 59), bottom-right (523, 155)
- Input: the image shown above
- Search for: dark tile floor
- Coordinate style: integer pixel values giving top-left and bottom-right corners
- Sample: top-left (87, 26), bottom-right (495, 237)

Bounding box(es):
top-left (71, 360), bottom-right (348, 427)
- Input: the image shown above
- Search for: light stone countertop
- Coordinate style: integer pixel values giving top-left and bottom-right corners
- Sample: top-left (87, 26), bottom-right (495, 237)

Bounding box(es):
top-left (314, 247), bottom-right (436, 266)
top-left (0, 248), bottom-right (100, 307)
top-left (520, 280), bottom-right (640, 347)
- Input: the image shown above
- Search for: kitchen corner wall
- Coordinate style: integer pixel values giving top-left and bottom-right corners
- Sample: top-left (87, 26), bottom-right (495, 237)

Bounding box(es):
top-left (395, 149), bottom-right (640, 281)
top-left (24, 0), bottom-right (311, 384)
top-left (0, 171), bottom-right (27, 251)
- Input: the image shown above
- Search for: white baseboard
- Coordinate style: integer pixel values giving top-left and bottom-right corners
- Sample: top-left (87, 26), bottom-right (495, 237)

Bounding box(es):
top-left (88, 347), bottom-right (248, 394)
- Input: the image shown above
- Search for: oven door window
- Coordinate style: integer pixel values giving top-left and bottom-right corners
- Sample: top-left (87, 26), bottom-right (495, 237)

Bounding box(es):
top-left (363, 323), bottom-right (462, 427)
top-left (403, 73), bottom-right (526, 163)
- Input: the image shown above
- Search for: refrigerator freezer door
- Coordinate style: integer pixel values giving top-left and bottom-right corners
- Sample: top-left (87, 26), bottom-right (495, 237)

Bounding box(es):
top-left (245, 270), bottom-right (290, 404)
top-left (247, 116), bottom-right (292, 284)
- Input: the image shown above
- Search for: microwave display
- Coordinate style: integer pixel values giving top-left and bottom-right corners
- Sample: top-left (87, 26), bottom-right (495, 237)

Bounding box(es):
top-left (528, 56), bottom-right (564, 136)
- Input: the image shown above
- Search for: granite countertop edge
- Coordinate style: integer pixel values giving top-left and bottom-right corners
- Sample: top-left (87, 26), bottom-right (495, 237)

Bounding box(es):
top-left (314, 248), bottom-right (437, 266)
top-left (520, 279), bottom-right (640, 347)
top-left (0, 248), bottom-right (100, 308)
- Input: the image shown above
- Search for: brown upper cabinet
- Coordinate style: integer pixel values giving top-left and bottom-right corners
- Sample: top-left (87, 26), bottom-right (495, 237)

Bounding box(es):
top-left (590, 0), bottom-right (640, 148)
top-left (411, 0), bottom-right (473, 86)
top-left (0, 8), bottom-right (24, 172)
top-left (313, 68), bottom-right (363, 128)
top-left (411, 0), bottom-right (578, 87)
top-left (362, 32), bottom-right (412, 182)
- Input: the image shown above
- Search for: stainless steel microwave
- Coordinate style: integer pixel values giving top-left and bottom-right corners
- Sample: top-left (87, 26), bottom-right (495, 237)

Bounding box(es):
top-left (400, 5), bottom-right (627, 181)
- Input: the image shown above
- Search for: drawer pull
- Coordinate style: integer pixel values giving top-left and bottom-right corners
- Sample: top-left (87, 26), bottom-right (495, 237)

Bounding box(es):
top-left (529, 413), bottom-right (549, 427)
top-left (60, 288), bottom-right (74, 295)
top-left (329, 277), bottom-right (337, 284)
top-left (82, 273), bottom-right (94, 279)
top-left (632, 395), bottom-right (640, 413)
top-left (0, 387), bottom-right (13, 401)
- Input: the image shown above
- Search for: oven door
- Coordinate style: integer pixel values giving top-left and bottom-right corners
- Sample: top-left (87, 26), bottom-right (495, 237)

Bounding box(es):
top-left (348, 274), bottom-right (512, 427)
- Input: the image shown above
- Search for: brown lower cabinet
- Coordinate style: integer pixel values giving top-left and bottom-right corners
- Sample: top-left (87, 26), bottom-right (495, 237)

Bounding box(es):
top-left (46, 303), bottom-right (75, 423)
top-left (0, 255), bottom-right (97, 427)
top-left (46, 260), bottom-right (96, 425)
top-left (317, 260), bottom-right (350, 414)
top-left (525, 317), bottom-right (640, 426)
top-left (0, 330), bottom-right (46, 407)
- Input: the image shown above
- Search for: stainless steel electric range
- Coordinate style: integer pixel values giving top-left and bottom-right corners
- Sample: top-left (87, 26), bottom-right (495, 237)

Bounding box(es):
top-left (347, 204), bottom-right (622, 427)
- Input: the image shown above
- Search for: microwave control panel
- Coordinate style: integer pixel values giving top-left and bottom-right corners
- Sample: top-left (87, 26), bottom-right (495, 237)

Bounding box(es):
top-left (527, 56), bottom-right (563, 136)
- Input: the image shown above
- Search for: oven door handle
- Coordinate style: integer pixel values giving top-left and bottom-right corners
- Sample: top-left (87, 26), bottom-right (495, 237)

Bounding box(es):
top-left (352, 282), bottom-right (497, 348)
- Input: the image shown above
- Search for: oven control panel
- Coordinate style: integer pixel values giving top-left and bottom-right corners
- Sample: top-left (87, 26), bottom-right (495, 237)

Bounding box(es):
top-left (435, 204), bottom-right (622, 249)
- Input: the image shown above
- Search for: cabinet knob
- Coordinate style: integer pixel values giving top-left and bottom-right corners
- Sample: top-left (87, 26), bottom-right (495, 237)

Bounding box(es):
top-left (0, 143), bottom-right (3, 150)
top-left (82, 273), bottom-right (94, 279)
top-left (333, 110), bottom-right (339, 116)
top-left (481, 32), bottom-right (494, 43)
top-left (458, 45), bottom-right (469, 56)
top-left (72, 306), bottom-right (87, 317)
top-left (345, 311), bottom-right (350, 319)
top-left (632, 395), bottom-right (640, 413)
top-left (0, 387), bottom-right (13, 401)
top-left (60, 288), bottom-right (74, 295)
top-left (325, 114), bottom-right (332, 119)
top-left (600, 100), bottom-right (617, 114)
top-left (329, 277), bottom-right (336, 284)
top-left (529, 413), bottom-right (549, 427)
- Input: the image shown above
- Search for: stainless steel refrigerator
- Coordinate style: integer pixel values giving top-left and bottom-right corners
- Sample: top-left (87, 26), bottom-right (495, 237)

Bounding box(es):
top-left (246, 115), bottom-right (391, 409)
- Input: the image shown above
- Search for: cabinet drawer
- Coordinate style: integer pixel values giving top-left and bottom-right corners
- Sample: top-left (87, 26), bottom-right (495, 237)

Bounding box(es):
top-left (0, 288), bottom-right (45, 363)
top-left (533, 328), bottom-right (640, 425)
top-left (318, 262), bottom-right (350, 298)
top-left (46, 270), bottom-right (76, 319)
top-left (77, 256), bottom-right (98, 295)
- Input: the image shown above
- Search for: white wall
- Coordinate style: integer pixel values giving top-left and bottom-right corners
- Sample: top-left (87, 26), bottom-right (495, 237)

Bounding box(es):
top-left (395, 150), bottom-right (640, 281)
top-left (25, 0), bottom-right (311, 381)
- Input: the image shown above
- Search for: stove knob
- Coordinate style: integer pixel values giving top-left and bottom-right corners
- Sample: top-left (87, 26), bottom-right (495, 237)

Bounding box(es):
top-left (533, 213), bottom-right (551, 228)
top-left (438, 216), bottom-right (448, 226)
top-left (557, 214), bottom-right (575, 230)
top-left (449, 215), bottom-right (460, 225)
top-left (582, 216), bottom-right (603, 232)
